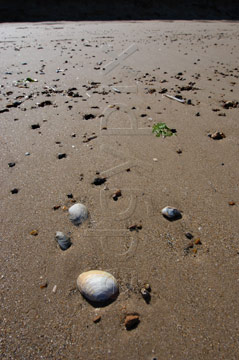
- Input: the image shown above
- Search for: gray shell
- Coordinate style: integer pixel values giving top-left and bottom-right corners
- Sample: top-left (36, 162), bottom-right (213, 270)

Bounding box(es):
top-left (55, 231), bottom-right (71, 250)
top-left (161, 206), bottom-right (181, 220)
top-left (68, 203), bottom-right (88, 225)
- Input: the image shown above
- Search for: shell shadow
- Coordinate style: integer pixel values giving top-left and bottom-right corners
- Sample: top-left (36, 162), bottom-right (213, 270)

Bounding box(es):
top-left (163, 213), bottom-right (182, 222)
top-left (84, 292), bottom-right (119, 308)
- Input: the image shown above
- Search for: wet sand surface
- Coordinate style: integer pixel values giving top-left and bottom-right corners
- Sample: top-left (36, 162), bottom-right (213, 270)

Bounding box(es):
top-left (0, 21), bottom-right (239, 359)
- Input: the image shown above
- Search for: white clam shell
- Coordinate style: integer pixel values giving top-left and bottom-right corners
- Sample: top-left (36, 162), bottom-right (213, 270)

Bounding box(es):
top-left (77, 270), bottom-right (119, 302)
top-left (69, 203), bottom-right (88, 225)
top-left (161, 206), bottom-right (181, 219)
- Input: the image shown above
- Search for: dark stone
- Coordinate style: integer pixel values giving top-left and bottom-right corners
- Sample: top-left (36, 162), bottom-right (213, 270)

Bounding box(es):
top-left (31, 123), bottom-right (40, 129)
top-left (83, 113), bottom-right (95, 120)
top-left (38, 100), bottom-right (52, 107)
top-left (92, 177), bottom-right (106, 185)
top-left (58, 153), bottom-right (67, 159)
top-left (11, 188), bottom-right (18, 194)
top-left (8, 162), bottom-right (16, 168)
top-left (185, 232), bottom-right (193, 240)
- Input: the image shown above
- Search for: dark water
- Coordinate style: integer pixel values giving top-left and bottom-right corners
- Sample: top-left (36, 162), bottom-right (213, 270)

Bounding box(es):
top-left (1, 0), bottom-right (239, 22)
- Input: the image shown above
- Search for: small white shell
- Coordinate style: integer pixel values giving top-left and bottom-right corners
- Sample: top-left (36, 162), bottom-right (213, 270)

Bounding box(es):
top-left (77, 270), bottom-right (119, 302)
top-left (161, 206), bottom-right (181, 220)
top-left (69, 203), bottom-right (88, 225)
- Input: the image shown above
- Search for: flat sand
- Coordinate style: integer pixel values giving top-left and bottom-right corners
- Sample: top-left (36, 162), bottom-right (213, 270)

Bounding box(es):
top-left (0, 20), bottom-right (239, 359)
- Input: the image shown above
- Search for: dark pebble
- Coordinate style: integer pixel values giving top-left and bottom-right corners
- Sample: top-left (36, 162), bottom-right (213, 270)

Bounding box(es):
top-left (58, 153), bottom-right (67, 159)
top-left (185, 232), bottom-right (194, 240)
top-left (8, 162), bottom-right (16, 168)
top-left (92, 177), bottom-right (106, 185)
top-left (38, 100), bottom-right (52, 107)
top-left (83, 113), bottom-right (95, 120)
top-left (67, 193), bottom-right (73, 198)
top-left (11, 188), bottom-right (19, 194)
top-left (31, 123), bottom-right (40, 130)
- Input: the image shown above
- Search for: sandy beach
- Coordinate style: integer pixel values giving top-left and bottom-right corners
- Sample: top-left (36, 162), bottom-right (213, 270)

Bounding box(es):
top-left (0, 20), bottom-right (239, 359)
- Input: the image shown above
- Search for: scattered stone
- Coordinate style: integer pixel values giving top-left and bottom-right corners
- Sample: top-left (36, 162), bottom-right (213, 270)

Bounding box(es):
top-left (0, 109), bottom-right (9, 114)
top-left (185, 232), bottom-right (193, 240)
top-left (208, 131), bottom-right (225, 140)
top-left (38, 100), bottom-right (52, 107)
top-left (93, 315), bottom-right (101, 323)
top-left (53, 205), bottom-right (61, 210)
top-left (30, 230), bottom-right (38, 236)
top-left (83, 113), bottom-right (95, 120)
top-left (11, 188), bottom-right (18, 194)
top-left (112, 190), bottom-right (122, 201)
top-left (124, 314), bottom-right (140, 330)
top-left (184, 241), bottom-right (194, 252)
top-left (67, 193), bottom-right (73, 199)
top-left (58, 153), bottom-right (67, 159)
top-left (92, 177), bottom-right (106, 186)
top-left (52, 285), bottom-right (57, 293)
top-left (228, 201), bottom-right (236, 206)
top-left (128, 224), bottom-right (142, 232)
top-left (176, 149), bottom-right (182, 154)
top-left (6, 100), bottom-right (22, 108)
top-left (83, 135), bottom-right (97, 143)
top-left (222, 100), bottom-right (239, 109)
top-left (31, 123), bottom-right (40, 129)
top-left (40, 282), bottom-right (48, 289)
top-left (140, 287), bottom-right (151, 304)
top-left (25, 152), bottom-right (30, 156)
top-left (194, 238), bottom-right (202, 245)
top-left (8, 162), bottom-right (15, 168)
top-left (195, 112), bottom-right (200, 116)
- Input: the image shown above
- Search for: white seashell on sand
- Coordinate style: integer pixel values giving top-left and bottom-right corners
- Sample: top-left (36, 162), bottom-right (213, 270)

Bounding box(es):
top-left (161, 206), bottom-right (181, 220)
top-left (69, 203), bottom-right (88, 225)
top-left (77, 270), bottom-right (119, 302)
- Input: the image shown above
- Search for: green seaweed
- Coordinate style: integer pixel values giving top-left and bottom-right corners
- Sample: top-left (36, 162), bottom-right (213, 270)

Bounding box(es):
top-left (152, 122), bottom-right (175, 138)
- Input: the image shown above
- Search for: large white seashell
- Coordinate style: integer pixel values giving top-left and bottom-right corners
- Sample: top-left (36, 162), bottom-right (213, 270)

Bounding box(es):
top-left (69, 203), bottom-right (88, 225)
top-left (77, 270), bottom-right (119, 302)
top-left (161, 206), bottom-right (181, 220)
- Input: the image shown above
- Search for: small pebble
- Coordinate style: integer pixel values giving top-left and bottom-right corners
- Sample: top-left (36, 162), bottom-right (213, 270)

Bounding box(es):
top-left (25, 152), bottom-right (30, 156)
top-left (52, 285), bottom-right (57, 293)
top-left (140, 288), bottom-right (151, 303)
top-left (8, 162), bottom-right (15, 168)
top-left (93, 315), bottom-right (101, 323)
top-left (31, 123), bottom-right (40, 130)
top-left (194, 238), bottom-right (202, 245)
top-left (228, 201), bottom-right (236, 206)
top-left (92, 177), bottom-right (106, 186)
top-left (58, 153), bottom-right (67, 159)
top-left (185, 232), bottom-right (193, 240)
top-left (30, 230), bottom-right (38, 236)
top-left (124, 314), bottom-right (140, 330)
top-left (11, 188), bottom-right (18, 194)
